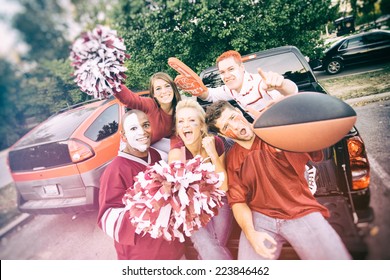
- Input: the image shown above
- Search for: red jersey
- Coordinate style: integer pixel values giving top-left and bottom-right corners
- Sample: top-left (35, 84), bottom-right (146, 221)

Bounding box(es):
top-left (97, 148), bottom-right (185, 259)
top-left (226, 137), bottom-right (329, 219)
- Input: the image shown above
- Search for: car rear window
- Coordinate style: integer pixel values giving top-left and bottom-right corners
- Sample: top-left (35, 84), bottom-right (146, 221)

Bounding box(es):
top-left (202, 52), bottom-right (312, 88)
top-left (14, 105), bottom-right (97, 148)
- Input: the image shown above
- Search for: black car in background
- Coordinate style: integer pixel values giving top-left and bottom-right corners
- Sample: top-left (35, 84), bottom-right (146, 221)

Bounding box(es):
top-left (312, 29), bottom-right (390, 74)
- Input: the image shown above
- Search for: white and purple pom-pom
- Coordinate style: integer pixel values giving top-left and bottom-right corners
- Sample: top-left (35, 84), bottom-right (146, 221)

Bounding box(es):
top-left (70, 25), bottom-right (129, 99)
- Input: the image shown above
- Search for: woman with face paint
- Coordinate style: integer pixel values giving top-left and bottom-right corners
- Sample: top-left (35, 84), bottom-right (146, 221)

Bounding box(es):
top-left (114, 72), bottom-right (182, 159)
top-left (98, 109), bottom-right (185, 260)
top-left (168, 99), bottom-right (233, 260)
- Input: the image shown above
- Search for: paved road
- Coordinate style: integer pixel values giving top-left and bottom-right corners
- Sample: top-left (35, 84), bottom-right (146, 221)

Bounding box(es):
top-left (354, 99), bottom-right (390, 260)
top-left (0, 211), bottom-right (116, 260)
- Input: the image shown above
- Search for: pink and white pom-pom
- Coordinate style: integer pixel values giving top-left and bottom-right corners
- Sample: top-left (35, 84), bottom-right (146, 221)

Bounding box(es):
top-left (123, 155), bottom-right (226, 242)
top-left (70, 25), bottom-right (129, 99)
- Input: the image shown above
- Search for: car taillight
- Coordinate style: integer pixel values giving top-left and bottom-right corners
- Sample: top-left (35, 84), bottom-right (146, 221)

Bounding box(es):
top-left (347, 136), bottom-right (370, 190)
top-left (68, 139), bottom-right (94, 163)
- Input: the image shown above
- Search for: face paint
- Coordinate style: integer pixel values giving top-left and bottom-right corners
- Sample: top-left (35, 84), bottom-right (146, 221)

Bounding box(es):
top-left (217, 109), bottom-right (253, 140)
top-left (177, 119), bottom-right (199, 129)
top-left (123, 113), bottom-right (151, 152)
top-left (224, 128), bottom-right (238, 139)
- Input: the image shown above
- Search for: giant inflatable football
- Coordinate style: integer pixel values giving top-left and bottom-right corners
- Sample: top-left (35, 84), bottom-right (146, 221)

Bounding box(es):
top-left (252, 92), bottom-right (357, 152)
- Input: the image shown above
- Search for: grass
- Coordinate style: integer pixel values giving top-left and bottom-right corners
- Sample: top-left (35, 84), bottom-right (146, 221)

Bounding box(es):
top-left (0, 183), bottom-right (22, 229)
top-left (320, 64), bottom-right (390, 102)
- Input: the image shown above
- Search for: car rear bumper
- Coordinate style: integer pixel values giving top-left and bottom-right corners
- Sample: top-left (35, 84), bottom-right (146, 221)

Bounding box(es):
top-left (17, 186), bottom-right (98, 214)
top-left (12, 166), bottom-right (106, 214)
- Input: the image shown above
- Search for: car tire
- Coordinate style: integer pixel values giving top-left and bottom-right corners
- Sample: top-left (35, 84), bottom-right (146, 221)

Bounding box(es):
top-left (325, 59), bottom-right (343, 75)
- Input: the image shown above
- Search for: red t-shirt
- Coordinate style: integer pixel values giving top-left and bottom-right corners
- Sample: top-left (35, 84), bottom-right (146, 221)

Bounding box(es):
top-left (226, 137), bottom-right (329, 219)
top-left (97, 148), bottom-right (185, 260)
top-left (115, 85), bottom-right (174, 144)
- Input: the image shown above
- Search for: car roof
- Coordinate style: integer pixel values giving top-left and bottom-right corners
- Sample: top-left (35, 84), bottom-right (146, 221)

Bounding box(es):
top-left (200, 46), bottom-right (307, 77)
top-left (12, 98), bottom-right (109, 149)
top-left (326, 29), bottom-right (390, 51)
top-left (334, 29), bottom-right (390, 42)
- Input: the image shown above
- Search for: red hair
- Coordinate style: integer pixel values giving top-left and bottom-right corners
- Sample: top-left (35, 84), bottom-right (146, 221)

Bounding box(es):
top-left (216, 50), bottom-right (242, 65)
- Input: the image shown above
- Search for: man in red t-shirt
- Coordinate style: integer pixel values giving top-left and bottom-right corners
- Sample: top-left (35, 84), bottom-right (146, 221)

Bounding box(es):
top-left (205, 100), bottom-right (351, 260)
top-left (97, 109), bottom-right (185, 260)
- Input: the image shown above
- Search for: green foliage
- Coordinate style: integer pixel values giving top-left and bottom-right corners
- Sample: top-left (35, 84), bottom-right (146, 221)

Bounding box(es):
top-left (113, 0), bottom-right (335, 89)
top-left (19, 59), bottom-right (89, 122)
top-left (12, 0), bottom-right (70, 62)
top-left (0, 59), bottom-right (24, 149)
top-left (354, 0), bottom-right (382, 25)
top-left (1, 0), bottom-right (89, 149)
top-left (381, 0), bottom-right (390, 14)
top-left (0, 58), bottom-right (86, 149)
top-left (70, 0), bottom-right (119, 29)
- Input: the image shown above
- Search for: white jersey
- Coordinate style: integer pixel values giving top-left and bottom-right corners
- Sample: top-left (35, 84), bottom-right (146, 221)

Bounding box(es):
top-left (204, 72), bottom-right (292, 118)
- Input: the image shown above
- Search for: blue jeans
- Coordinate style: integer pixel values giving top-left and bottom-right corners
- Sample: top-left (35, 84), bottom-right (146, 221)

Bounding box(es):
top-left (238, 211), bottom-right (351, 260)
top-left (190, 197), bottom-right (233, 260)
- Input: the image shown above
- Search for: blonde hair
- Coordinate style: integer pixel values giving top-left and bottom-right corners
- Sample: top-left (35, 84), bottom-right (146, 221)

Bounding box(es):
top-left (175, 99), bottom-right (208, 137)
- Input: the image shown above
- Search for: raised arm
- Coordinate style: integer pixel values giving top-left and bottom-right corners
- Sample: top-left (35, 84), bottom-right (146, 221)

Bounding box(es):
top-left (114, 84), bottom-right (156, 112)
top-left (202, 136), bottom-right (228, 191)
top-left (168, 57), bottom-right (209, 99)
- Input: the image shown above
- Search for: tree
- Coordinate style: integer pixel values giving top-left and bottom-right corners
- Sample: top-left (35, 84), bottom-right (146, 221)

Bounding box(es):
top-left (381, 0), bottom-right (390, 14)
top-left (0, 0), bottom-right (92, 148)
top-left (17, 59), bottom-right (88, 124)
top-left (70, 0), bottom-right (119, 30)
top-left (112, 0), bottom-right (336, 90)
top-left (0, 59), bottom-right (25, 149)
top-left (12, 0), bottom-right (71, 62)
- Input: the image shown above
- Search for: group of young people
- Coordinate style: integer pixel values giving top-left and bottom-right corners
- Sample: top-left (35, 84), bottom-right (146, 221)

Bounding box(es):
top-left (97, 50), bottom-right (351, 260)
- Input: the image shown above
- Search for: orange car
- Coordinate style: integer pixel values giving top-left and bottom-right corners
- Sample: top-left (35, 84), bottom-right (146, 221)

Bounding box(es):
top-left (7, 97), bottom-right (126, 214)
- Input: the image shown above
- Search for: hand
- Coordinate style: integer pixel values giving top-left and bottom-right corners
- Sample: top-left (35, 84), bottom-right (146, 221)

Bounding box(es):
top-left (174, 75), bottom-right (207, 96)
top-left (168, 57), bottom-right (208, 96)
top-left (246, 229), bottom-right (278, 259)
top-left (258, 68), bottom-right (285, 92)
top-left (202, 136), bottom-right (218, 160)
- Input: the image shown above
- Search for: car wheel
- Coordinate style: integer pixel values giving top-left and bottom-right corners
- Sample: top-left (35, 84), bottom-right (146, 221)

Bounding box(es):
top-left (325, 59), bottom-right (343, 75)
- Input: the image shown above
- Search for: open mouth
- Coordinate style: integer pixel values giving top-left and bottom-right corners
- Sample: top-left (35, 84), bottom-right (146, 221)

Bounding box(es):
top-left (183, 131), bottom-right (193, 141)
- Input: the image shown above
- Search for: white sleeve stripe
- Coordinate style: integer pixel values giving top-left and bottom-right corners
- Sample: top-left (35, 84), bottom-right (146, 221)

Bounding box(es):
top-left (100, 207), bottom-right (126, 240)
top-left (114, 210), bottom-right (128, 242)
